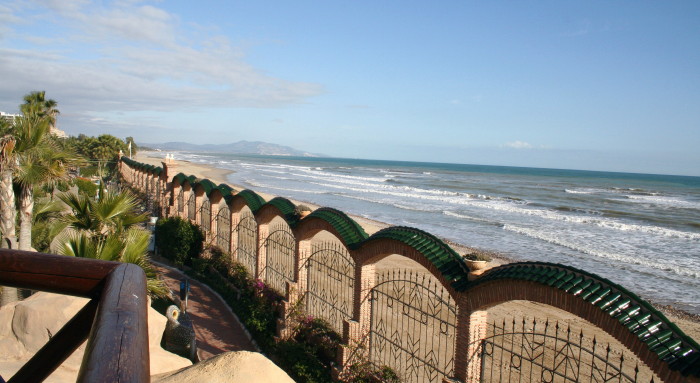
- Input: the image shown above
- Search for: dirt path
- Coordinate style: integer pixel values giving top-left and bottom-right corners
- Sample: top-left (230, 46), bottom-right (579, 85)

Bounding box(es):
top-left (152, 263), bottom-right (257, 360)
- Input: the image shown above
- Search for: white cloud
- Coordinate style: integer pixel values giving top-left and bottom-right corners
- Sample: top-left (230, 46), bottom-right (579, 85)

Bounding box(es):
top-left (505, 141), bottom-right (534, 149)
top-left (0, 1), bottom-right (322, 116)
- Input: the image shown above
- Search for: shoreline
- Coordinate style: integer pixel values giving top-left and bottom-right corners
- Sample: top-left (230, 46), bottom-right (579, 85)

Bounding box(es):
top-left (132, 151), bottom-right (700, 339)
top-left (137, 151), bottom-right (509, 264)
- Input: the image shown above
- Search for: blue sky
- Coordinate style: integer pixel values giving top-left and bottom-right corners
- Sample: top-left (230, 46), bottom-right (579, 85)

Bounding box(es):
top-left (1, 1), bottom-right (699, 175)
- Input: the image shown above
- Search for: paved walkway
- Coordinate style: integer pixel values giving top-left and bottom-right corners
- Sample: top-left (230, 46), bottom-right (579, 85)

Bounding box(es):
top-left (152, 262), bottom-right (257, 360)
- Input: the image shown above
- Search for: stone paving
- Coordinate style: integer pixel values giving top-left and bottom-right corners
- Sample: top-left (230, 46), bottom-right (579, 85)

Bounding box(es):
top-left (152, 263), bottom-right (257, 360)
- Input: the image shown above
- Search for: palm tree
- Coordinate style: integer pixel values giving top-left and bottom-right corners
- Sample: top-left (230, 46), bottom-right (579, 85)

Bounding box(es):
top-left (57, 228), bottom-right (168, 298)
top-left (12, 114), bottom-right (76, 250)
top-left (31, 198), bottom-right (67, 252)
top-left (0, 133), bottom-right (16, 248)
top-left (56, 189), bottom-right (167, 297)
top-left (0, 118), bottom-right (18, 306)
top-left (21, 91), bottom-right (60, 131)
top-left (59, 189), bottom-right (147, 239)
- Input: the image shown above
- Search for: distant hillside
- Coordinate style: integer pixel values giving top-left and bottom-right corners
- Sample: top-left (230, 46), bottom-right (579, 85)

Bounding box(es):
top-left (141, 141), bottom-right (320, 157)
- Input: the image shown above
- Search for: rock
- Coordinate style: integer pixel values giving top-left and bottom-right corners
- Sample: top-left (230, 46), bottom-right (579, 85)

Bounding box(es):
top-left (0, 292), bottom-right (191, 382)
top-left (152, 351), bottom-right (295, 383)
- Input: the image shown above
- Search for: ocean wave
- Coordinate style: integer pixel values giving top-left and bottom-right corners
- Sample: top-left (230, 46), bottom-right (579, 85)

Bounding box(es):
top-left (243, 180), bottom-right (326, 194)
top-left (624, 195), bottom-right (700, 209)
top-left (443, 211), bottom-right (501, 225)
top-left (503, 224), bottom-right (700, 280)
top-left (451, 199), bottom-right (700, 240)
top-left (252, 173), bottom-right (700, 241)
top-left (565, 187), bottom-right (660, 196)
top-left (293, 171), bottom-right (473, 197)
top-left (498, 206), bottom-right (700, 240)
top-left (564, 188), bottom-right (601, 195)
top-left (299, 168), bottom-right (390, 183)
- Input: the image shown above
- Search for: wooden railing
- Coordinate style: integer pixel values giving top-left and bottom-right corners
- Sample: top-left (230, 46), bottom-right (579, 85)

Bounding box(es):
top-left (0, 249), bottom-right (149, 383)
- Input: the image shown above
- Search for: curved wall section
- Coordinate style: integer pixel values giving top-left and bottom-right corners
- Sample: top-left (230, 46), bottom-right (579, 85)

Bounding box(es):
top-left (120, 157), bottom-right (700, 383)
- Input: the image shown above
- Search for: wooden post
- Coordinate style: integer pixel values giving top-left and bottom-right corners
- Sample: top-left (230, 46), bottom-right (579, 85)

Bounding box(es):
top-left (78, 263), bottom-right (150, 382)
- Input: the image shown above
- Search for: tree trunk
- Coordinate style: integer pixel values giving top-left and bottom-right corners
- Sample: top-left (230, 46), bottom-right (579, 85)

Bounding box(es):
top-left (0, 167), bottom-right (20, 306)
top-left (0, 167), bottom-right (17, 245)
top-left (18, 185), bottom-right (34, 251)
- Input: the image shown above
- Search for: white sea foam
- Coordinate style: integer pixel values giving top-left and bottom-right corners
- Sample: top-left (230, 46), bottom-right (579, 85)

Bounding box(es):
top-left (241, 161), bottom-right (700, 241)
top-left (503, 225), bottom-right (700, 280)
top-left (243, 180), bottom-right (326, 194)
top-left (624, 195), bottom-right (700, 209)
top-left (443, 210), bottom-right (498, 225)
top-left (564, 188), bottom-right (606, 194)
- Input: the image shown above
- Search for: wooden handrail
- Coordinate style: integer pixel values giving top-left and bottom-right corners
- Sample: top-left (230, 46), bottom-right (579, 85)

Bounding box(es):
top-left (0, 249), bottom-right (150, 382)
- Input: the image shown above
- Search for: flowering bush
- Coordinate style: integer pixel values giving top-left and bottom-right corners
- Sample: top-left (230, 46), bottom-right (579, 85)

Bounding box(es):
top-left (345, 361), bottom-right (401, 383)
top-left (293, 315), bottom-right (341, 364)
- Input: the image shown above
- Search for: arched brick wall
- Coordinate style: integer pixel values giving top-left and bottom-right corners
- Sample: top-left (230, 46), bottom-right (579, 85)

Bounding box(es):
top-left (119, 157), bottom-right (700, 383)
top-left (454, 265), bottom-right (700, 383)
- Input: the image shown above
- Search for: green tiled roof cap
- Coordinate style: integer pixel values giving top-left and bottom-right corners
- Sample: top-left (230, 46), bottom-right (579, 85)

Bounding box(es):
top-left (265, 197), bottom-right (298, 226)
top-left (197, 179), bottom-right (218, 195)
top-left (472, 262), bottom-right (700, 376)
top-left (365, 226), bottom-right (470, 289)
top-left (236, 189), bottom-right (266, 213)
top-left (172, 173), bottom-right (189, 185)
top-left (307, 208), bottom-right (368, 248)
top-left (218, 183), bottom-right (235, 195)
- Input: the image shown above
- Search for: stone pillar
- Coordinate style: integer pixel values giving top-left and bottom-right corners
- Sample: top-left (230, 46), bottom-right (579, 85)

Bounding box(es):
top-left (230, 214), bottom-right (240, 262)
top-left (181, 186), bottom-right (191, 222)
top-left (334, 259), bottom-right (376, 379)
top-left (295, 240), bottom-right (311, 304)
top-left (171, 184), bottom-right (181, 219)
top-left (209, 201), bottom-right (220, 247)
top-left (463, 310), bottom-right (488, 383)
top-left (256, 224), bottom-right (268, 281)
top-left (225, 205), bottom-right (234, 254)
top-left (193, 190), bottom-right (202, 226)
top-left (276, 280), bottom-right (299, 339)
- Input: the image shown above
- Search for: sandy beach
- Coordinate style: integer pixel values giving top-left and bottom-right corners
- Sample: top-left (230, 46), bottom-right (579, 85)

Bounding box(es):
top-left (133, 152), bottom-right (700, 345)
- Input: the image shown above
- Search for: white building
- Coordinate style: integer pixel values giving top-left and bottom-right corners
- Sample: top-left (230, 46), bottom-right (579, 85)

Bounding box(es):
top-left (0, 111), bottom-right (20, 125)
top-left (0, 111), bottom-right (68, 138)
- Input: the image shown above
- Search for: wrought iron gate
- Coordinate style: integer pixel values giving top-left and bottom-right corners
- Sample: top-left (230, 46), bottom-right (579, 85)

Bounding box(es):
top-left (370, 270), bottom-right (456, 383)
top-left (216, 206), bottom-right (231, 250)
top-left (474, 318), bottom-right (656, 383)
top-left (200, 200), bottom-right (211, 233)
top-left (187, 193), bottom-right (196, 221)
top-left (177, 189), bottom-right (184, 214)
top-left (262, 223), bottom-right (296, 295)
top-left (303, 242), bottom-right (354, 334)
top-left (236, 214), bottom-right (258, 276)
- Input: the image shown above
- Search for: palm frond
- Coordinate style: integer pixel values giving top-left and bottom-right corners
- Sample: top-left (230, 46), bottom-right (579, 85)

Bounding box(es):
top-left (56, 231), bottom-right (97, 258)
top-left (100, 234), bottom-right (124, 262)
top-left (58, 192), bottom-right (96, 231)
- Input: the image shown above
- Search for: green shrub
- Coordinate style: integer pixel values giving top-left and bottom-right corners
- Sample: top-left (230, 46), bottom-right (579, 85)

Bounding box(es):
top-left (74, 178), bottom-right (97, 197)
top-left (79, 166), bottom-right (99, 178)
top-left (155, 217), bottom-right (204, 266)
top-left (273, 341), bottom-right (332, 383)
top-left (345, 362), bottom-right (401, 383)
top-left (294, 316), bottom-right (341, 365)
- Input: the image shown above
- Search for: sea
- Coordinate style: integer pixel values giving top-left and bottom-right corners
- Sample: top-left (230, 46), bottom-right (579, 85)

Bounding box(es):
top-left (168, 152), bottom-right (700, 315)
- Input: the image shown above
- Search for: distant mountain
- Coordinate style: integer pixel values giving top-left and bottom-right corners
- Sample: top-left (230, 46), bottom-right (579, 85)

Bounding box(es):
top-left (141, 141), bottom-right (320, 157)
